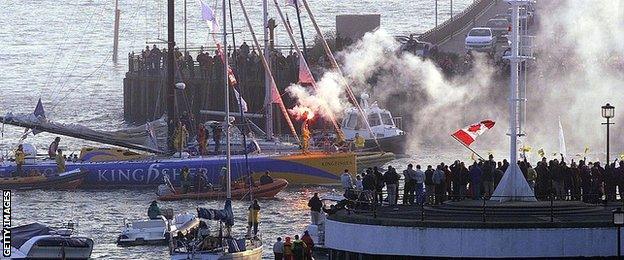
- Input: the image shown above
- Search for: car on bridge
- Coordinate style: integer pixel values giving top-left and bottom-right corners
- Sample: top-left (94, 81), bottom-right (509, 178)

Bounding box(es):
top-left (486, 18), bottom-right (510, 38)
top-left (465, 27), bottom-right (496, 53)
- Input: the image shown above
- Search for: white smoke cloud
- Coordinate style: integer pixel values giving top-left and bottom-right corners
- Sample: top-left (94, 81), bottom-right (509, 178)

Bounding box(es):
top-left (285, 71), bottom-right (348, 121)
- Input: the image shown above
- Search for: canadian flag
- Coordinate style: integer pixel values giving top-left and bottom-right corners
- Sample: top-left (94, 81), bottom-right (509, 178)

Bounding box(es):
top-left (451, 120), bottom-right (496, 147)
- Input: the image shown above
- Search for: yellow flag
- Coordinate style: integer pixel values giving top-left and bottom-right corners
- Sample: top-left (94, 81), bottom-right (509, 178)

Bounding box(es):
top-left (620, 153), bottom-right (624, 161)
top-left (537, 148), bottom-right (545, 158)
top-left (519, 145), bottom-right (532, 153)
top-left (584, 146), bottom-right (590, 155)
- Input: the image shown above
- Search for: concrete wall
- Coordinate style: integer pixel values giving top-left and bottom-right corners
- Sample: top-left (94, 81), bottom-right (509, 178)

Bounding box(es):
top-left (325, 220), bottom-right (623, 257)
top-left (336, 14), bottom-right (381, 41)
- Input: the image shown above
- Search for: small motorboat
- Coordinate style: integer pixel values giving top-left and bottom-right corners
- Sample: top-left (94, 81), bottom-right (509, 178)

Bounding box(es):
top-left (157, 178), bottom-right (288, 201)
top-left (0, 168), bottom-right (87, 190)
top-left (10, 222), bottom-right (94, 259)
top-left (117, 212), bottom-right (197, 246)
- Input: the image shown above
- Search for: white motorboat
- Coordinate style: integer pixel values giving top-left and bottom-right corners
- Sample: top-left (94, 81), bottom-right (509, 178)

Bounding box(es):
top-left (341, 94), bottom-right (407, 154)
top-left (9, 223), bottom-right (93, 259)
top-left (117, 213), bottom-right (196, 246)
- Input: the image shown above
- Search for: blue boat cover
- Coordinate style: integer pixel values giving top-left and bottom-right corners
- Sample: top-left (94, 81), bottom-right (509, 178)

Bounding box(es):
top-left (10, 223), bottom-right (52, 249)
top-left (197, 199), bottom-right (234, 226)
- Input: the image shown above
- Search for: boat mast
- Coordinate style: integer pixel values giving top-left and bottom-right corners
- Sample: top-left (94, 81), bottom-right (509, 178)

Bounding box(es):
top-left (113, 0), bottom-right (120, 64)
top-left (223, 0), bottom-right (231, 199)
top-left (166, 0), bottom-right (176, 153)
top-left (292, 0), bottom-right (307, 58)
top-left (263, 0), bottom-right (273, 140)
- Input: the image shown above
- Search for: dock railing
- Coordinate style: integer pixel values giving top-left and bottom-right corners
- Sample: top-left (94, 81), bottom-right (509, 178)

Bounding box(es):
top-left (339, 189), bottom-right (621, 224)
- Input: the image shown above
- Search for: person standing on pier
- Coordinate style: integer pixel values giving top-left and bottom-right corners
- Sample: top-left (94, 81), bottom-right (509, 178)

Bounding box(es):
top-left (48, 137), bottom-right (60, 158)
top-left (273, 237), bottom-right (284, 260)
top-left (55, 149), bottom-right (66, 174)
top-left (340, 169), bottom-right (354, 193)
top-left (469, 162), bottom-right (482, 200)
top-left (414, 165), bottom-right (425, 204)
top-left (433, 165), bottom-right (446, 204)
top-left (384, 166), bottom-right (400, 206)
top-left (307, 193), bottom-right (323, 225)
top-left (14, 144), bottom-right (25, 177)
top-left (402, 164), bottom-right (416, 205)
top-left (424, 165), bottom-right (435, 204)
top-left (374, 167), bottom-right (384, 204)
top-left (301, 231), bottom-right (315, 260)
top-left (150, 44), bottom-right (162, 71)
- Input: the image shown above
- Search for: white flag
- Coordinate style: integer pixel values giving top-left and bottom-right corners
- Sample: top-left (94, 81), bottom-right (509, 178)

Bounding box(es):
top-left (558, 117), bottom-right (567, 158)
top-left (285, 0), bottom-right (300, 8)
top-left (200, 0), bottom-right (219, 33)
top-left (233, 88), bottom-right (248, 113)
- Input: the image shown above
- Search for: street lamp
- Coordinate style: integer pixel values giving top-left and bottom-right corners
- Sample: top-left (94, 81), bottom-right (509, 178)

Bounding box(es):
top-left (613, 207), bottom-right (624, 258)
top-left (602, 103), bottom-right (615, 164)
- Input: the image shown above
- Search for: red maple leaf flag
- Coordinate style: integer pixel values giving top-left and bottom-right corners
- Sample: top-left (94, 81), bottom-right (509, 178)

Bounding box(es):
top-left (451, 120), bottom-right (496, 147)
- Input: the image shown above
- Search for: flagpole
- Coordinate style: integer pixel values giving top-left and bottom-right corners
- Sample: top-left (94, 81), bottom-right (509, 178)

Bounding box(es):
top-left (451, 135), bottom-right (485, 160)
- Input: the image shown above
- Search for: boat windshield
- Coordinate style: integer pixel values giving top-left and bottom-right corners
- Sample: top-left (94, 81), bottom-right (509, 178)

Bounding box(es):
top-left (368, 114), bottom-right (381, 127)
top-left (381, 113), bottom-right (394, 126)
top-left (344, 113), bottom-right (364, 129)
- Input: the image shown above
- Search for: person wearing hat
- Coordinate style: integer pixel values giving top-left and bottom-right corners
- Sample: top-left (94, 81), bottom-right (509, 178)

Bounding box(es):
top-left (148, 201), bottom-right (162, 219)
top-left (14, 144), bottom-right (25, 177)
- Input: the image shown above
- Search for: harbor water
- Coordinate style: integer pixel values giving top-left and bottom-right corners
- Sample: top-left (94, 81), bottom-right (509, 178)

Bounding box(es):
top-left (1, 0), bottom-right (474, 259)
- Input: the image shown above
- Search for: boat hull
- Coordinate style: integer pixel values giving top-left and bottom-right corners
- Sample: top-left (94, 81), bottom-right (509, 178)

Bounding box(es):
top-left (0, 169), bottom-right (87, 190)
top-left (170, 246), bottom-right (262, 260)
top-left (158, 179), bottom-right (288, 201)
top-left (362, 134), bottom-right (407, 154)
top-left (0, 152), bottom-right (355, 187)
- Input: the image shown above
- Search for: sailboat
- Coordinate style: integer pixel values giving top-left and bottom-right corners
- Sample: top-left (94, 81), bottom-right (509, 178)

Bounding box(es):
top-left (167, 2), bottom-right (262, 258)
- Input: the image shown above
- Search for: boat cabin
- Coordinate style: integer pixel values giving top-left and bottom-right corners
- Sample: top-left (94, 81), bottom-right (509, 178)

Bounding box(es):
top-left (341, 94), bottom-right (405, 140)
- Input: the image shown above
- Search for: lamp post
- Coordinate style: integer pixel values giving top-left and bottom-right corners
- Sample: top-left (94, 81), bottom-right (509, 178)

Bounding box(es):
top-left (613, 207), bottom-right (624, 258)
top-left (602, 103), bottom-right (615, 164)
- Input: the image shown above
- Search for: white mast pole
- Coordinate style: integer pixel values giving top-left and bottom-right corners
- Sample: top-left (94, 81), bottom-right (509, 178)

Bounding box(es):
top-left (263, 0), bottom-right (273, 140)
top-left (223, 0), bottom-right (231, 199)
top-left (509, 2), bottom-right (519, 171)
top-left (113, 0), bottom-right (120, 64)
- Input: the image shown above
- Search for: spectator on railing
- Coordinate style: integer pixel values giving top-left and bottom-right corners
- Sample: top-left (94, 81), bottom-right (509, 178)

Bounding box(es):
top-left (373, 166), bottom-right (384, 204)
top-left (450, 161), bottom-right (462, 201)
top-left (469, 162), bottom-right (482, 200)
top-left (184, 51), bottom-right (194, 77)
top-left (424, 165), bottom-right (435, 204)
top-left (433, 164), bottom-right (446, 205)
top-left (340, 169), bottom-right (354, 192)
top-left (151, 44), bottom-right (162, 71)
top-left (402, 164), bottom-right (416, 205)
top-left (414, 165), bottom-right (425, 204)
top-left (384, 166), bottom-right (400, 206)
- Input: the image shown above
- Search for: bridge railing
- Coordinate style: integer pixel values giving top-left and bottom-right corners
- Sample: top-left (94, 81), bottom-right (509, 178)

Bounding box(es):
top-left (419, 0), bottom-right (497, 45)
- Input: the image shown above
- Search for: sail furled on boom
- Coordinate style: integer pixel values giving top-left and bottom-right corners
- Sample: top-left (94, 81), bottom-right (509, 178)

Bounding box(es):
top-left (0, 112), bottom-right (168, 153)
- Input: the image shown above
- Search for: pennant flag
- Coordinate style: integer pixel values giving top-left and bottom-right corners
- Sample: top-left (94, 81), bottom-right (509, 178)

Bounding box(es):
top-left (200, 0), bottom-right (219, 33)
top-left (298, 52), bottom-right (315, 85)
top-left (32, 98), bottom-right (46, 135)
top-left (558, 117), bottom-right (567, 158)
top-left (537, 148), bottom-right (545, 158)
top-left (215, 44), bottom-right (250, 111)
top-left (520, 145), bottom-right (532, 153)
top-left (451, 120), bottom-right (496, 147)
top-left (270, 81), bottom-right (281, 104)
top-left (233, 88), bottom-right (248, 113)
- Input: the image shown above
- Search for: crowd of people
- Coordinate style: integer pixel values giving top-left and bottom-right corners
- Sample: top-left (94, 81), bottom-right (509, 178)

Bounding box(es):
top-left (272, 231), bottom-right (315, 260)
top-left (339, 154), bottom-right (624, 206)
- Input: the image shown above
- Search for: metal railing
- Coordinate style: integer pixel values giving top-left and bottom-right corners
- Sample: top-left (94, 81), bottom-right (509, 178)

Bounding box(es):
top-left (338, 188), bottom-right (622, 224)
